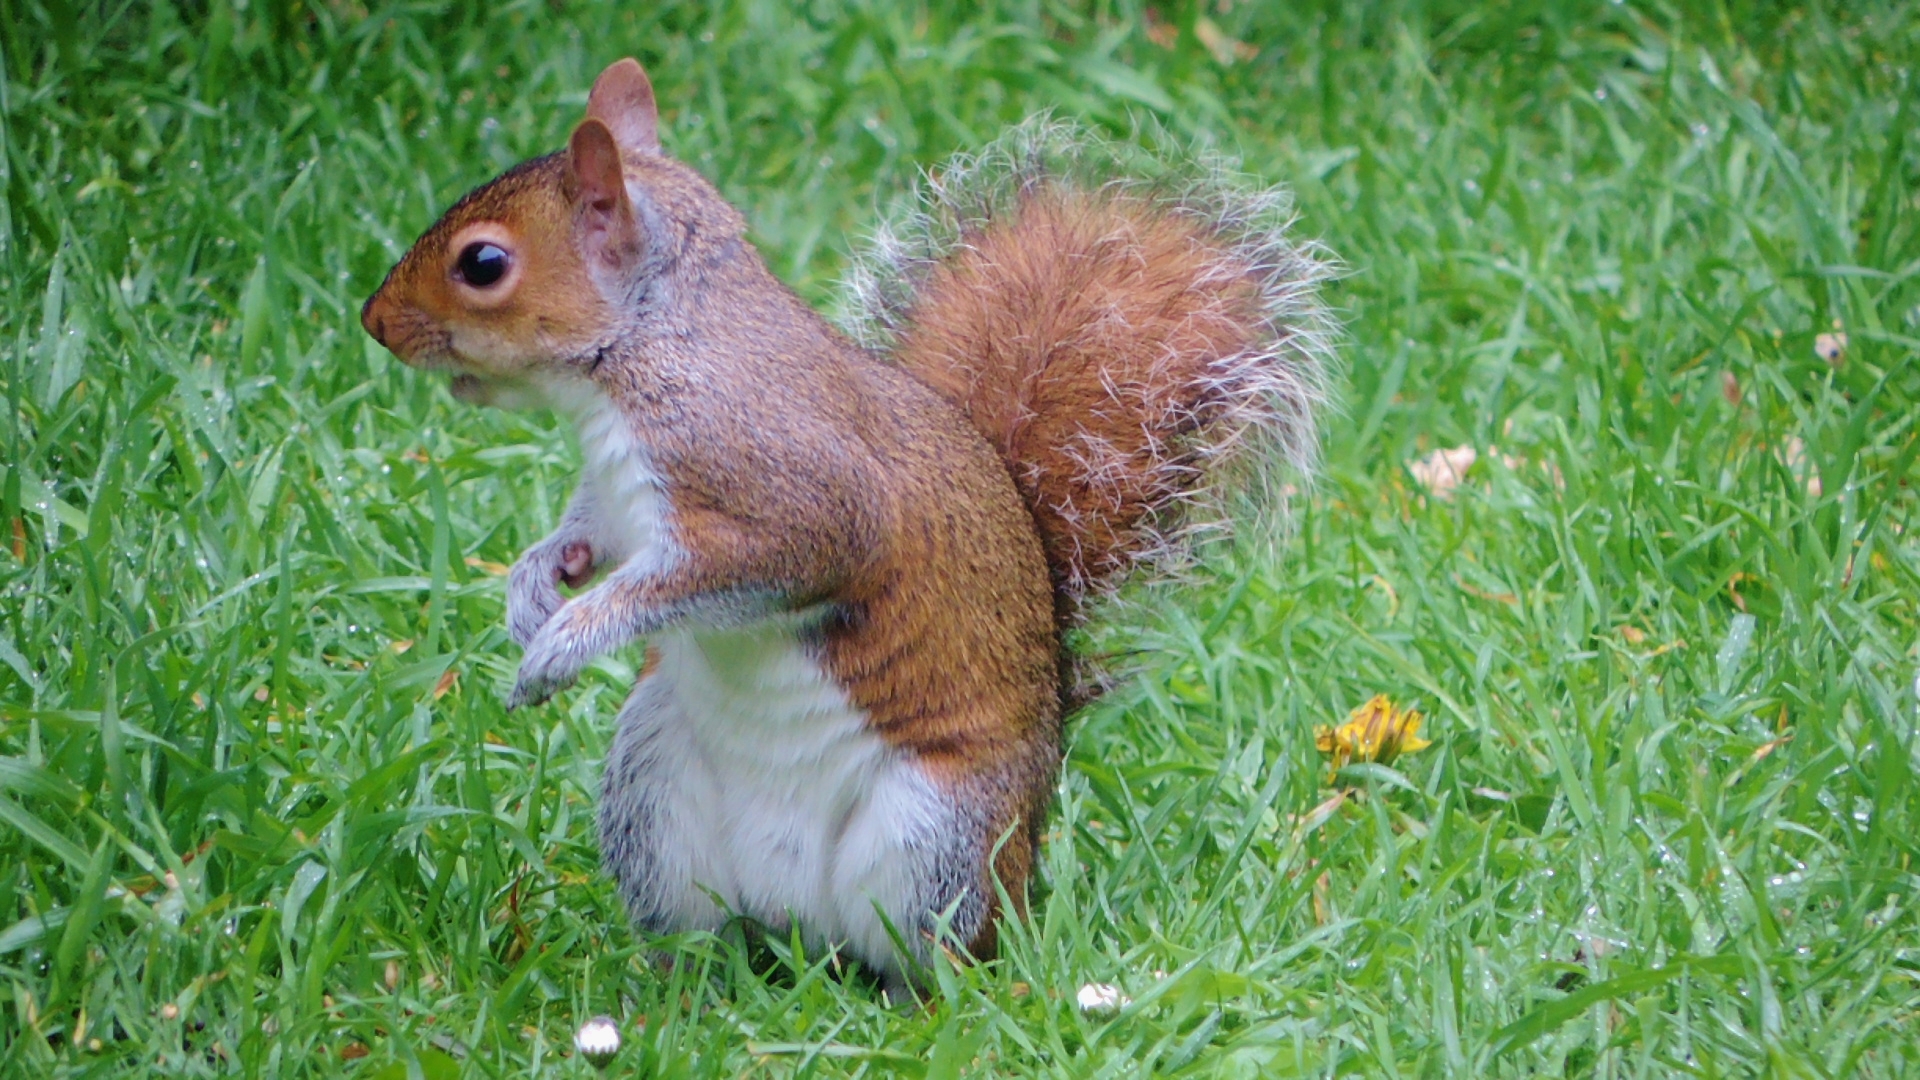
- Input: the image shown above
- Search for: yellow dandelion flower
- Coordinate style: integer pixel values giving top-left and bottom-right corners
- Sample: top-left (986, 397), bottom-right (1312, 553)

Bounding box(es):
top-left (1315, 694), bottom-right (1432, 778)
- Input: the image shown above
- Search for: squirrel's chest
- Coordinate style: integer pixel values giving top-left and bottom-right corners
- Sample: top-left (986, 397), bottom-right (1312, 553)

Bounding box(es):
top-left (569, 387), bottom-right (675, 563)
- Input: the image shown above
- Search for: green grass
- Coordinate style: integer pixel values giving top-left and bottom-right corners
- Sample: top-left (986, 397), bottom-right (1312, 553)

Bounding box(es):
top-left (3, 1), bottom-right (1918, 1075)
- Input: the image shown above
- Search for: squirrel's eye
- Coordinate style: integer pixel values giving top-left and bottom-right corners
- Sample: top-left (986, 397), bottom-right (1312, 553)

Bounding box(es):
top-left (456, 242), bottom-right (510, 288)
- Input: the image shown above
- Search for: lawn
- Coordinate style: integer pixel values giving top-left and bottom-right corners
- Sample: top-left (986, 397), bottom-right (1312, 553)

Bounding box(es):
top-left (3, 1), bottom-right (1918, 1076)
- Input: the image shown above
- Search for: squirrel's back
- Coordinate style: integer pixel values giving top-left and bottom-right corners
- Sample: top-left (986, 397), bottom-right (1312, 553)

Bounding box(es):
top-left (845, 123), bottom-right (1336, 634)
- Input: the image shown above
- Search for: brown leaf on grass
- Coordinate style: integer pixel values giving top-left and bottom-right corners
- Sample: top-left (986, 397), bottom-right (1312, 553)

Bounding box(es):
top-left (1728, 572), bottom-right (1750, 613)
top-left (432, 667), bottom-right (458, 700)
top-left (1194, 17), bottom-right (1258, 63)
top-left (1291, 790), bottom-right (1349, 837)
top-left (464, 555), bottom-right (510, 576)
top-left (1144, 9), bottom-right (1177, 48)
top-left (1454, 575), bottom-right (1518, 605)
top-left (1725, 732), bottom-right (1795, 788)
top-left (1721, 370), bottom-right (1742, 406)
top-left (1748, 734), bottom-right (1792, 764)
top-left (1369, 574), bottom-right (1400, 618)
top-left (1616, 624), bottom-right (1687, 658)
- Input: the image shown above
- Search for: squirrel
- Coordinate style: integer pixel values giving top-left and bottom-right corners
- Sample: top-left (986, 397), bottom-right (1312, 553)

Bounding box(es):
top-left (361, 58), bottom-right (1333, 991)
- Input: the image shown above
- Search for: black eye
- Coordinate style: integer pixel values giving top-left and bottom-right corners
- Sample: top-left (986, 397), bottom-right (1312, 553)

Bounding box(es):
top-left (456, 242), bottom-right (510, 288)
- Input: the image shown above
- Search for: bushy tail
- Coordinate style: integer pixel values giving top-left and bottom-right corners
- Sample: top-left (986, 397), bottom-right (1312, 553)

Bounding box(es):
top-left (843, 121), bottom-right (1337, 624)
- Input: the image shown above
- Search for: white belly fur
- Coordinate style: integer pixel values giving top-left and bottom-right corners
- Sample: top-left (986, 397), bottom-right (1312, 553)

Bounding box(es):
top-left (599, 612), bottom-right (954, 978)
top-left (563, 379), bottom-right (674, 567)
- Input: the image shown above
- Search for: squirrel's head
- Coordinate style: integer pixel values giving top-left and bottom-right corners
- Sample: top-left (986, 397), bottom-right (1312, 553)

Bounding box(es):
top-left (361, 58), bottom-right (678, 406)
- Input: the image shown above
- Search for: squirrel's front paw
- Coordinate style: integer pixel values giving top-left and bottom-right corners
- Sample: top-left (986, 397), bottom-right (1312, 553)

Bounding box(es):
top-left (507, 540), bottom-right (595, 647)
top-left (505, 599), bottom-right (602, 710)
top-left (506, 563), bottom-right (563, 649)
top-left (506, 647), bottom-right (574, 711)
top-left (505, 667), bottom-right (565, 711)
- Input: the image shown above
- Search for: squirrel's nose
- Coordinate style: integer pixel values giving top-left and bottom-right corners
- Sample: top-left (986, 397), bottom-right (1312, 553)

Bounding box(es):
top-left (361, 292), bottom-right (390, 349)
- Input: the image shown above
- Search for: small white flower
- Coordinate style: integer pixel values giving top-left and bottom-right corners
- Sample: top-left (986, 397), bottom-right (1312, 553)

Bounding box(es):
top-left (574, 1016), bottom-right (621, 1069)
top-left (1076, 982), bottom-right (1129, 1016)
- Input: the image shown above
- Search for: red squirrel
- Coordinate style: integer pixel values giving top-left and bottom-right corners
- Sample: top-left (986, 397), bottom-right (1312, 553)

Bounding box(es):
top-left (361, 58), bottom-right (1332, 990)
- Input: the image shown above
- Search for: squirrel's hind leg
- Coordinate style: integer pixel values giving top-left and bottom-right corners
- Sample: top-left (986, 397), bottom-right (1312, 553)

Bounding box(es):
top-left (598, 665), bottom-right (735, 936)
top-left (827, 759), bottom-right (1043, 989)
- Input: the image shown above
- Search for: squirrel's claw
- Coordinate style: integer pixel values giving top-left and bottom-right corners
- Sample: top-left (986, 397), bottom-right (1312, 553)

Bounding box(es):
top-left (506, 647), bottom-right (576, 710)
top-left (504, 671), bottom-right (559, 712)
top-left (507, 630), bottom-right (578, 710)
top-left (506, 589), bottom-right (610, 709)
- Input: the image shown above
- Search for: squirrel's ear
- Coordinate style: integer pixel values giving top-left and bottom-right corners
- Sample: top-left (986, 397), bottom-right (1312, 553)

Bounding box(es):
top-left (566, 118), bottom-right (641, 272)
top-left (586, 58), bottom-right (660, 157)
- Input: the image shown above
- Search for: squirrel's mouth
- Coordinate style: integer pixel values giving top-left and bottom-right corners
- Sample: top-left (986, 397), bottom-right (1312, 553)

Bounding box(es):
top-left (448, 374), bottom-right (491, 403)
